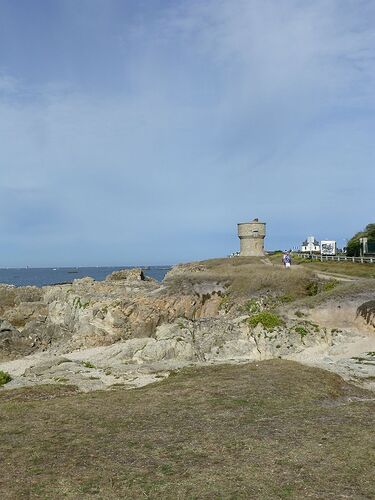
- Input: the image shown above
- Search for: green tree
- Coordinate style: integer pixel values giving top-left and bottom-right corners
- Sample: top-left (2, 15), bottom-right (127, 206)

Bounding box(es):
top-left (346, 224), bottom-right (375, 256)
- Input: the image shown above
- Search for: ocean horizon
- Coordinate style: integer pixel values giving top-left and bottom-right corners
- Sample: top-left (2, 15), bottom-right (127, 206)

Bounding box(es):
top-left (0, 266), bottom-right (172, 288)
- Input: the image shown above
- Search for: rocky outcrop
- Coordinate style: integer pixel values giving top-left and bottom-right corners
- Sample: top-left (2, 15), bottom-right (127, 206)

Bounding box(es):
top-left (0, 271), bottom-right (225, 359)
top-left (0, 319), bottom-right (34, 359)
top-left (106, 268), bottom-right (146, 282)
top-left (0, 265), bottom-right (374, 393)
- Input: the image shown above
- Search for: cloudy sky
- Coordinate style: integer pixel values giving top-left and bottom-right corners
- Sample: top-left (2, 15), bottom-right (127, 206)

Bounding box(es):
top-left (0, 0), bottom-right (374, 266)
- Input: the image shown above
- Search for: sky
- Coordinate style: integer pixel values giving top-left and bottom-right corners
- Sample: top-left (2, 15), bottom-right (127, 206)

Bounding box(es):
top-left (0, 0), bottom-right (374, 266)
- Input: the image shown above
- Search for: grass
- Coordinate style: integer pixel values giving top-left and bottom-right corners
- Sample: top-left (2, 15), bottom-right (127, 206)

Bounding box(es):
top-left (287, 255), bottom-right (375, 279)
top-left (294, 325), bottom-right (308, 341)
top-left (0, 361), bottom-right (374, 499)
top-left (165, 257), bottom-right (319, 303)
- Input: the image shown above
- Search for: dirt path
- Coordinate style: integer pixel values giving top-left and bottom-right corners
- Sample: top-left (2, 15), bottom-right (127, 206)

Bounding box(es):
top-left (314, 271), bottom-right (358, 282)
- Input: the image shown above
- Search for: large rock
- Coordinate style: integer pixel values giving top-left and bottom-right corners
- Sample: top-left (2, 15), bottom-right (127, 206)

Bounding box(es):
top-left (106, 268), bottom-right (145, 282)
top-left (0, 319), bottom-right (35, 359)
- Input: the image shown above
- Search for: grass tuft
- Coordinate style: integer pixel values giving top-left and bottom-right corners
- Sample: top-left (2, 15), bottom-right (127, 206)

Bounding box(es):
top-left (0, 370), bottom-right (12, 386)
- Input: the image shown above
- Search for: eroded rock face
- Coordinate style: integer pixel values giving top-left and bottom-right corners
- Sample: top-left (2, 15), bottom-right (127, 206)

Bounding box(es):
top-left (1, 266), bottom-right (375, 393)
top-left (0, 270), bottom-right (226, 357)
top-left (357, 300), bottom-right (375, 329)
top-left (0, 319), bottom-right (34, 359)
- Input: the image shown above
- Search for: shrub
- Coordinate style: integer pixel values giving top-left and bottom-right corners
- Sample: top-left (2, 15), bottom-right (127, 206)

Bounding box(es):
top-left (247, 312), bottom-right (284, 331)
top-left (0, 370), bottom-right (12, 386)
top-left (323, 280), bottom-right (337, 292)
top-left (306, 282), bottom-right (319, 296)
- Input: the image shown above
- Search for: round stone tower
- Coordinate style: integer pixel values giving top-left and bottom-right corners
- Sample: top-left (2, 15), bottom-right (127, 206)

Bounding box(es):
top-left (237, 218), bottom-right (266, 256)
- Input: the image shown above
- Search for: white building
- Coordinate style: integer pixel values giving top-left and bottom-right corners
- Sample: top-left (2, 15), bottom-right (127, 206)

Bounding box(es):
top-left (301, 236), bottom-right (320, 253)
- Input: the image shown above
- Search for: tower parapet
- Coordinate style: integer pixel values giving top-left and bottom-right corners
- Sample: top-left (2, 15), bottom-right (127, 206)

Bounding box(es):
top-left (237, 218), bottom-right (266, 256)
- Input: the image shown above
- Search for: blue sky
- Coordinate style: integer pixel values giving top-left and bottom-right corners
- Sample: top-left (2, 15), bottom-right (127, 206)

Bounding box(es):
top-left (0, 0), bottom-right (374, 266)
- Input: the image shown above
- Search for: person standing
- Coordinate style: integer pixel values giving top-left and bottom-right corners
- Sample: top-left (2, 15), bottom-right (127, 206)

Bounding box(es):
top-left (282, 252), bottom-right (292, 269)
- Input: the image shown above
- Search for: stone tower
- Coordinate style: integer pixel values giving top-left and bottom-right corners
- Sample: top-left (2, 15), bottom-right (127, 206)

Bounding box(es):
top-left (237, 218), bottom-right (266, 256)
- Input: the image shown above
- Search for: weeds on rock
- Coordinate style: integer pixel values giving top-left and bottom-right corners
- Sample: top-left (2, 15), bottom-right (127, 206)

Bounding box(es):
top-left (243, 299), bottom-right (262, 315)
top-left (294, 325), bottom-right (308, 343)
top-left (0, 370), bottom-right (12, 386)
top-left (323, 280), bottom-right (338, 292)
top-left (82, 361), bottom-right (96, 369)
top-left (73, 297), bottom-right (90, 309)
top-left (247, 312), bottom-right (284, 331)
top-left (219, 294), bottom-right (232, 313)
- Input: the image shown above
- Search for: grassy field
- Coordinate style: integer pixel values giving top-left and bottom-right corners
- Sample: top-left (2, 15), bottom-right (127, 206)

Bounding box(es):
top-left (269, 253), bottom-right (375, 279)
top-left (1, 360), bottom-right (374, 499)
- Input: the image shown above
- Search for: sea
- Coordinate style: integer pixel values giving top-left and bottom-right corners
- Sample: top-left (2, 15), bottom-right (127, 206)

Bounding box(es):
top-left (0, 266), bottom-right (171, 288)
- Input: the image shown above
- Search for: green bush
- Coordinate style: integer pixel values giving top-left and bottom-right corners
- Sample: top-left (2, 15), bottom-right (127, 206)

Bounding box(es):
top-left (247, 312), bottom-right (284, 331)
top-left (0, 370), bottom-right (12, 386)
top-left (323, 280), bottom-right (337, 292)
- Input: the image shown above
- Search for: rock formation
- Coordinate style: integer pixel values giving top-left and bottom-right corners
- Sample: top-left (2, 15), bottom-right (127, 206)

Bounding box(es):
top-left (0, 260), bottom-right (374, 392)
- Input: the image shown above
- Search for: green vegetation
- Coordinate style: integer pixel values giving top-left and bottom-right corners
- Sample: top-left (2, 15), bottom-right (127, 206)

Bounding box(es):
top-left (294, 325), bottom-right (308, 341)
top-left (323, 280), bottom-right (338, 292)
top-left (0, 361), bottom-right (374, 498)
top-left (243, 298), bottom-right (261, 314)
top-left (305, 279), bottom-right (339, 296)
top-left (247, 311), bottom-right (284, 331)
top-left (347, 223), bottom-right (375, 257)
top-left (0, 370), bottom-right (11, 386)
top-left (306, 281), bottom-right (319, 296)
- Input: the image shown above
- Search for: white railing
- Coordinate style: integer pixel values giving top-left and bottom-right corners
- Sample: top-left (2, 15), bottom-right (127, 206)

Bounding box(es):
top-left (294, 253), bottom-right (375, 264)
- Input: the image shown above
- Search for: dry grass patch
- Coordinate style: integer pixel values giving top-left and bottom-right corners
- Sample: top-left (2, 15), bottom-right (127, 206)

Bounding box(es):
top-left (0, 361), bottom-right (374, 499)
top-left (165, 258), bottom-right (318, 303)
